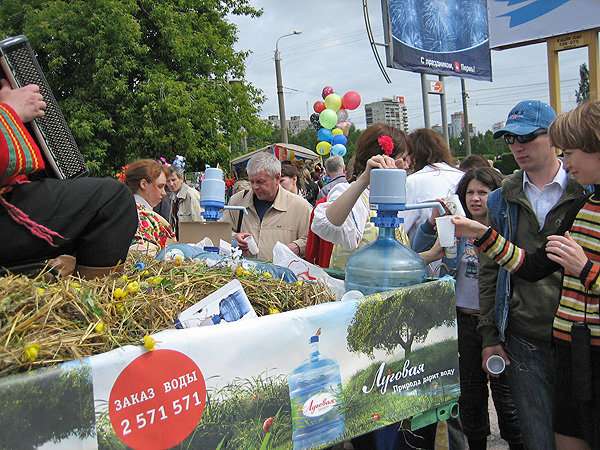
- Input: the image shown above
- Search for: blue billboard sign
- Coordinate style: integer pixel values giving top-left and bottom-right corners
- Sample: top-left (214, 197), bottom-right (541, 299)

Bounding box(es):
top-left (383, 0), bottom-right (492, 81)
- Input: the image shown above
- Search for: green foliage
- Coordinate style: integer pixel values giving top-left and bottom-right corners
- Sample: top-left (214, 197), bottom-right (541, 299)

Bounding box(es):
top-left (346, 280), bottom-right (455, 357)
top-left (576, 63), bottom-right (590, 105)
top-left (0, 0), bottom-right (267, 174)
top-left (493, 152), bottom-right (519, 175)
top-left (0, 362), bottom-right (94, 450)
top-left (450, 130), bottom-right (508, 158)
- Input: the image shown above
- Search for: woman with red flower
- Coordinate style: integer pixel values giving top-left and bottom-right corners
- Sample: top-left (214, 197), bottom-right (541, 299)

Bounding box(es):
top-left (122, 159), bottom-right (175, 253)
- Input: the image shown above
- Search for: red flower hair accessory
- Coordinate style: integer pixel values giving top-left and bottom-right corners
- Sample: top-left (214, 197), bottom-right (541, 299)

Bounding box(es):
top-left (377, 135), bottom-right (394, 156)
top-left (116, 165), bottom-right (128, 183)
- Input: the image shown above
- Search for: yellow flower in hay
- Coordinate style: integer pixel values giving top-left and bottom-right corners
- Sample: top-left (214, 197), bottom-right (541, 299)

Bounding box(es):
top-left (116, 303), bottom-right (125, 314)
top-left (268, 307), bottom-right (280, 315)
top-left (141, 270), bottom-right (150, 277)
top-left (36, 287), bottom-right (46, 296)
top-left (24, 343), bottom-right (40, 362)
top-left (262, 272), bottom-right (272, 279)
top-left (235, 266), bottom-right (250, 277)
top-left (174, 255), bottom-right (184, 266)
top-left (143, 335), bottom-right (156, 351)
top-left (95, 321), bottom-right (106, 334)
top-left (70, 282), bottom-right (81, 291)
top-left (295, 280), bottom-right (303, 287)
top-left (126, 281), bottom-right (140, 295)
top-left (119, 274), bottom-right (128, 282)
top-left (147, 276), bottom-right (163, 286)
top-left (113, 288), bottom-right (127, 300)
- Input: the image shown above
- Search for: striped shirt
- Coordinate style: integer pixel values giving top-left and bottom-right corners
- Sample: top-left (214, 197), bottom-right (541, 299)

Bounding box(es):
top-left (477, 192), bottom-right (600, 346)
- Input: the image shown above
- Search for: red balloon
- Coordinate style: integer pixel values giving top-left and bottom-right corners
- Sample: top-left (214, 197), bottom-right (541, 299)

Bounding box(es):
top-left (313, 101), bottom-right (326, 113)
top-left (342, 91), bottom-right (361, 110)
top-left (322, 86), bottom-right (335, 99)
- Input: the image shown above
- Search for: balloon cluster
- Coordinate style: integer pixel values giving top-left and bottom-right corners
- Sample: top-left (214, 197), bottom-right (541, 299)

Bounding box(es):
top-left (309, 86), bottom-right (361, 157)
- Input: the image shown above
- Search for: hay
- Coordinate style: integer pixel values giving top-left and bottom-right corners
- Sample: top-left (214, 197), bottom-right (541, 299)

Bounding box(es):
top-left (0, 257), bottom-right (334, 376)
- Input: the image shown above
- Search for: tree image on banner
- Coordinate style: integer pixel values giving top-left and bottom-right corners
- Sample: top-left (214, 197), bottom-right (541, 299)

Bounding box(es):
top-left (0, 362), bottom-right (95, 450)
top-left (346, 280), bottom-right (455, 357)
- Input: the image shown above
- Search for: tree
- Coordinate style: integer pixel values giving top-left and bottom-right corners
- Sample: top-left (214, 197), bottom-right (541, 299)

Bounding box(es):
top-left (346, 280), bottom-right (455, 357)
top-left (576, 63), bottom-right (590, 105)
top-left (0, 363), bottom-right (94, 449)
top-left (0, 0), bottom-right (266, 174)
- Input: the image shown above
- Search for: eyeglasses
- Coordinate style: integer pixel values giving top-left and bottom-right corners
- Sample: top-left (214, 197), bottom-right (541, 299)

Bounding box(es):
top-left (503, 129), bottom-right (547, 145)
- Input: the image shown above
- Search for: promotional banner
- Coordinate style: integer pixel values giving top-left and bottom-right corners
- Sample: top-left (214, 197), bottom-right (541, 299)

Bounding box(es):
top-left (0, 279), bottom-right (458, 450)
top-left (383, 0), bottom-right (492, 81)
top-left (488, 0), bottom-right (600, 49)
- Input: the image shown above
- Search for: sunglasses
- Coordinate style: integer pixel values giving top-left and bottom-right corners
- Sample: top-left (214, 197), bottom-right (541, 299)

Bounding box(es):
top-left (503, 129), bottom-right (547, 145)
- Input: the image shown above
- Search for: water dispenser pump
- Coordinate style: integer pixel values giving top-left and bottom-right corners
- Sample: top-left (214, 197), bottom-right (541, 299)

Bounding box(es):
top-left (344, 169), bottom-right (445, 295)
top-left (200, 167), bottom-right (245, 221)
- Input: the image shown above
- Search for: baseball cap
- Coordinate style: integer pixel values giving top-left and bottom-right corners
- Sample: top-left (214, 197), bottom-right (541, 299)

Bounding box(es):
top-left (493, 100), bottom-right (556, 139)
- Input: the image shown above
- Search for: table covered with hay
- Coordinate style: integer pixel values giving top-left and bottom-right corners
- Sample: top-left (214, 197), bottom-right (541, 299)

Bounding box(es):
top-left (0, 257), bottom-right (460, 450)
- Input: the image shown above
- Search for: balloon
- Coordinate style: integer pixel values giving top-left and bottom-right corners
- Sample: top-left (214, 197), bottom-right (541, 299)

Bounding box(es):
top-left (322, 86), bottom-right (334, 99)
top-left (332, 128), bottom-right (344, 136)
top-left (313, 101), bottom-right (326, 113)
top-left (342, 91), bottom-right (361, 110)
top-left (316, 141), bottom-right (332, 156)
top-left (317, 128), bottom-right (333, 143)
top-left (331, 144), bottom-right (347, 157)
top-left (324, 93), bottom-right (342, 112)
top-left (319, 109), bottom-right (338, 129)
top-left (309, 113), bottom-right (321, 130)
top-left (332, 134), bottom-right (348, 146)
top-left (337, 109), bottom-right (349, 121)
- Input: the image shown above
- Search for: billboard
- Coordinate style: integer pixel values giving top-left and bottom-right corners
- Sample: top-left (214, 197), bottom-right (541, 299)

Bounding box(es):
top-left (383, 0), bottom-right (492, 81)
top-left (488, 0), bottom-right (600, 50)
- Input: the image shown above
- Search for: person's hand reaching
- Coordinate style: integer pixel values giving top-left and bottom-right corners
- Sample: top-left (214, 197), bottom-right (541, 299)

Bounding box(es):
top-left (0, 79), bottom-right (46, 123)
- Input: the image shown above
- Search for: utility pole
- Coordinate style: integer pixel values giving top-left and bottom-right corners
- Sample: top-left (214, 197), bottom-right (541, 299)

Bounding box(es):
top-left (274, 31), bottom-right (302, 144)
top-left (461, 78), bottom-right (472, 156)
top-left (439, 75), bottom-right (449, 145)
top-left (420, 73), bottom-right (431, 128)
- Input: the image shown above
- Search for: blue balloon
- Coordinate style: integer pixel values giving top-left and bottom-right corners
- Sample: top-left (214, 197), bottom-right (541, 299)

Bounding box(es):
top-left (331, 144), bottom-right (347, 157)
top-left (332, 134), bottom-right (348, 146)
top-left (317, 128), bottom-right (333, 143)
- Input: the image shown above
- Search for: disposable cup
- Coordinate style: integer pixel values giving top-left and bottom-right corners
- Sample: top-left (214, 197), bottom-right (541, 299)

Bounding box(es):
top-left (435, 216), bottom-right (456, 247)
top-left (246, 235), bottom-right (259, 255)
top-left (486, 354), bottom-right (506, 375)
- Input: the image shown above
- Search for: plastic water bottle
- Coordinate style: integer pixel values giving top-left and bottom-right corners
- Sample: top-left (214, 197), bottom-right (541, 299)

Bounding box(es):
top-left (345, 226), bottom-right (427, 295)
top-left (288, 330), bottom-right (345, 449)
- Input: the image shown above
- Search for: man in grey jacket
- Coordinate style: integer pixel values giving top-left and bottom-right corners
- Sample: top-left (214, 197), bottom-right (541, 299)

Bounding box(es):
top-left (478, 100), bottom-right (585, 450)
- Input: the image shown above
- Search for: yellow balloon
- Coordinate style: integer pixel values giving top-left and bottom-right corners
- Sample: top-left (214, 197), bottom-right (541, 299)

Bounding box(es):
top-left (316, 141), bottom-right (331, 156)
top-left (324, 93), bottom-right (342, 112)
top-left (332, 128), bottom-right (343, 136)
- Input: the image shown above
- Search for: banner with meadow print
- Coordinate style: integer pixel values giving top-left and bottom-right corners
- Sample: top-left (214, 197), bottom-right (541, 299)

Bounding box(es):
top-left (0, 278), bottom-right (458, 450)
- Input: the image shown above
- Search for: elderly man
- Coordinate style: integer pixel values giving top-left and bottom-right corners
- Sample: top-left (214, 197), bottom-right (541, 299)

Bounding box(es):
top-left (226, 152), bottom-right (312, 261)
top-left (317, 155), bottom-right (346, 201)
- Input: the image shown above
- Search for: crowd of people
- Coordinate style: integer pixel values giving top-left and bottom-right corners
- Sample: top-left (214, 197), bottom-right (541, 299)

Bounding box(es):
top-left (1, 75), bottom-right (599, 450)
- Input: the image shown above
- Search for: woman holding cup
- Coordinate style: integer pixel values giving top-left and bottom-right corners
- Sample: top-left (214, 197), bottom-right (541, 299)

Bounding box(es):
top-left (413, 168), bottom-right (524, 450)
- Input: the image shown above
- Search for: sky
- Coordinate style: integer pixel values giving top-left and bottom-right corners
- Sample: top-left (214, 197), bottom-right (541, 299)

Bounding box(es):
top-left (230, 0), bottom-right (590, 134)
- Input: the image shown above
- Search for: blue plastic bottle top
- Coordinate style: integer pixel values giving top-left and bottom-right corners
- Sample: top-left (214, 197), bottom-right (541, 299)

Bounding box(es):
top-left (345, 226), bottom-right (427, 295)
top-left (288, 330), bottom-right (345, 449)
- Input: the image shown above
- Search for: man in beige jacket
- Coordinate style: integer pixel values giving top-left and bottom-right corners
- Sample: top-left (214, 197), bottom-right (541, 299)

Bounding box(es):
top-left (226, 152), bottom-right (312, 262)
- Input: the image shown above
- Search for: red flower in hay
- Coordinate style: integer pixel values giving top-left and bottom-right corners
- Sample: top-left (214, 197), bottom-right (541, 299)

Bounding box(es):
top-left (377, 135), bottom-right (394, 156)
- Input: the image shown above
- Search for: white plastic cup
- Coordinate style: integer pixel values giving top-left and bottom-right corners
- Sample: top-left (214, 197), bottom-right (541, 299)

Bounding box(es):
top-left (246, 235), bottom-right (259, 256)
top-left (485, 354), bottom-right (506, 375)
top-left (435, 216), bottom-right (456, 247)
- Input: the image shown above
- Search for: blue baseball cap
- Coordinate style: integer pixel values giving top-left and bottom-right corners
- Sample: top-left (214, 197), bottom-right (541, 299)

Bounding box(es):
top-left (493, 100), bottom-right (556, 139)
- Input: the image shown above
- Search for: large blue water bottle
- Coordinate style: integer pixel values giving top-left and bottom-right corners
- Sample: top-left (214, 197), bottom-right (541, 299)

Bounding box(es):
top-left (288, 329), bottom-right (345, 449)
top-left (345, 169), bottom-right (440, 294)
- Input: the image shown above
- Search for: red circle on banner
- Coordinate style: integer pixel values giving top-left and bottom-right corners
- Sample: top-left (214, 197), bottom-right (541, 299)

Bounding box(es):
top-left (108, 349), bottom-right (206, 450)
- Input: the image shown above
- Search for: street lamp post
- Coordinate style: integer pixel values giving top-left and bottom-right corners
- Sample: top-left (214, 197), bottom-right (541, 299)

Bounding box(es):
top-left (275, 30), bottom-right (302, 144)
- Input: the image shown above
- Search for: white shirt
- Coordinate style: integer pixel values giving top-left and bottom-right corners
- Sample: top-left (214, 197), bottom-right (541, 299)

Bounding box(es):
top-left (134, 193), bottom-right (152, 211)
top-left (311, 182), bottom-right (370, 250)
top-left (522, 161), bottom-right (568, 229)
top-left (398, 163), bottom-right (465, 239)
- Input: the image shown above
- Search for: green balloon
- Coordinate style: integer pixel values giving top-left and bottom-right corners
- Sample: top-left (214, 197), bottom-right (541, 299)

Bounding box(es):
top-left (319, 109), bottom-right (338, 129)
